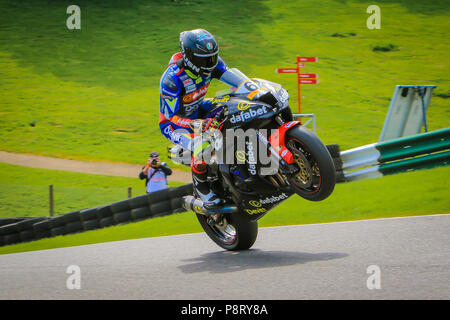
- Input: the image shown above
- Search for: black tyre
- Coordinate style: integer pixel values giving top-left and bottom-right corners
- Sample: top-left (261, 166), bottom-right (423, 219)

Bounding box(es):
top-left (149, 201), bottom-right (172, 217)
top-left (130, 207), bottom-right (151, 221)
top-left (170, 197), bottom-right (184, 212)
top-left (148, 189), bottom-right (170, 205)
top-left (3, 233), bottom-right (21, 245)
top-left (100, 217), bottom-right (116, 228)
top-left (17, 217), bottom-right (47, 232)
top-left (82, 219), bottom-right (100, 231)
top-left (33, 220), bottom-right (52, 239)
top-left (65, 221), bottom-right (83, 234)
top-left (49, 216), bottom-right (66, 228)
top-left (0, 223), bottom-right (19, 236)
top-left (326, 144), bottom-right (341, 158)
top-left (19, 230), bottom-right (36, 242)
top-left (286, 126), bottom-right (336, 201)
top-left (63, 211), bottom-right (81, 223)
top-left (110, 200), bottom-right (131, 214)
top-left (129, 194), bottom-right (149, 209)
top-left (50, 226), bottom-right (66, 237)
top-left (0, 218), bottom-right (26, 227)
top-left (113, 210), bottom-right (132, 224)
top-left (80, 208), bottom-right (98, 221)
top-left (196, 212), bottom-right (258, 251)
top-left (97, 205), bottom-right (113, 219)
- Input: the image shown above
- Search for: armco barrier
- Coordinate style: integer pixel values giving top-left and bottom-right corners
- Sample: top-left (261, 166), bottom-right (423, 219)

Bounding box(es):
top-left (336, 128), bottom-right (450, 182)
top-left (0, 183), bottom-right (194, 247)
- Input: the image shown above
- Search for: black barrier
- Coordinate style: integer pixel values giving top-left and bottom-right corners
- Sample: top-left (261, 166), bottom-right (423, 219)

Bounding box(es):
top-left (131, 207), bottom-right (151, 221)
top-left (32, 219), bottom-right (52, 240)
top-left (17, 217), bottom-right (47, 243)
top-left (0, 217), bottom-right (29, 227)
top-left (0, 183), bottom-right (194, 247)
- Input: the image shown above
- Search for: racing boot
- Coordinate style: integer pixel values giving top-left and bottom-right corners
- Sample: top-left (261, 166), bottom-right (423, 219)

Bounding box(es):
top-left (192, 170), bottom-right (224, 210)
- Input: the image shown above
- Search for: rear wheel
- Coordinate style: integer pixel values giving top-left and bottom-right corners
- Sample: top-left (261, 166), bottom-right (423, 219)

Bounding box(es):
top-left (286, 126), bottom-right (336, 201)
top-left (196, 212), bottom-right (258, 251)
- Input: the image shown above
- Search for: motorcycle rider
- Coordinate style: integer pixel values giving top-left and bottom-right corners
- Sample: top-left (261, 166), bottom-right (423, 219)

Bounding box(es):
top-left (159, 29), bottom-right (250, 210)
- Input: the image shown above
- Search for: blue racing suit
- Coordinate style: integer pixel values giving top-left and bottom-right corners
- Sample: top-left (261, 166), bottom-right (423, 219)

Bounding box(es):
top-left (159, 52), bottom-right (229, 153)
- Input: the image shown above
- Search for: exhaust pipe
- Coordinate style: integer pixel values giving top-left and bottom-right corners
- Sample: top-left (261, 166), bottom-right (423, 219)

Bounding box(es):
top-left (183, 196), bottom-right (239, 216)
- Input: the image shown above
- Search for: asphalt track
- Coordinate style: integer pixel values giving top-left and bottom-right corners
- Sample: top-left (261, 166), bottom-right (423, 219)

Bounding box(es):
top-left (0, 214), bottom-right (448, 300)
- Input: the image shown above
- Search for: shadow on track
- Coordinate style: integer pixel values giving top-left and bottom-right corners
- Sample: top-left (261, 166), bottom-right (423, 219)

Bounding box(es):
top-left (178, 249), bottom-right (348, 274)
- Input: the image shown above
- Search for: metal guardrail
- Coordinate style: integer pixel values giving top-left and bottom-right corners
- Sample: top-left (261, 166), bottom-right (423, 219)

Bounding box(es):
top-left (337, 128), bottom-right (450, 182)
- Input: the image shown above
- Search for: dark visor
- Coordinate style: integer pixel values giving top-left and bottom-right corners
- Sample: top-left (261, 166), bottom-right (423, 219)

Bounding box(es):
top-left (191, 52), bottom-right (218, 70)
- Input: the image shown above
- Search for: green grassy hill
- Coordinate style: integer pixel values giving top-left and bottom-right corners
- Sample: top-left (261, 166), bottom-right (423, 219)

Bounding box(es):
top-left (0, 0), bottom-right (448, 163)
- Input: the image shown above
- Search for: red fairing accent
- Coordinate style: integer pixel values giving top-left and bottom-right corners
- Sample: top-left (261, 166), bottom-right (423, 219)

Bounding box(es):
top-left (269, 121), bottom-right (300, 164)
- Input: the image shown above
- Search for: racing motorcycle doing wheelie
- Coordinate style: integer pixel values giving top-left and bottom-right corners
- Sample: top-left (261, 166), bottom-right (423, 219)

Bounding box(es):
top-left (169, 68), bottom-right (336, 251)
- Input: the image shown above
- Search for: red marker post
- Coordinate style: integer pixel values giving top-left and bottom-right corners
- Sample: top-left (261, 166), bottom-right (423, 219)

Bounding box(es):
top-left (276, 56), bottom-right (318, 113)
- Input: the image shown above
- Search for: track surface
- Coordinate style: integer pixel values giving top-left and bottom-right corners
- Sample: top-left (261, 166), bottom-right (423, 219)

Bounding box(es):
top-left (0, 214), bottom-right (448, 299)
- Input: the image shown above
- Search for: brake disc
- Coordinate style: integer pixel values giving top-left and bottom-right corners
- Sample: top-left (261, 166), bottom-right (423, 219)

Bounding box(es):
top-left (292, 150), bottom-right (313, 188)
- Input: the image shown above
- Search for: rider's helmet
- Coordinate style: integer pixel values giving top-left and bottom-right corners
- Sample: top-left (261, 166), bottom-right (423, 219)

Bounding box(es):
top-left (180, 29), bottom-right (219, 77)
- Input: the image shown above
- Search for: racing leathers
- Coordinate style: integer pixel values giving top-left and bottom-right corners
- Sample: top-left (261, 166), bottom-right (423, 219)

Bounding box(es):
top-left (159, 52), bottom-right (243, 208)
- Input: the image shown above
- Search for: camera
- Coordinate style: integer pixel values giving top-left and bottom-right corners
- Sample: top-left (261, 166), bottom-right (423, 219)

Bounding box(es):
top-left (151, 158), bottom-right (158, 166)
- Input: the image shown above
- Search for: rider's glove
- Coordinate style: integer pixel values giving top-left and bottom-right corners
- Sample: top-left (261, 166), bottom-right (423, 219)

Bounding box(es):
top-left (201, 118), bottom-right (220, 133)
top-left (190, 118), bottom-right (219, 135)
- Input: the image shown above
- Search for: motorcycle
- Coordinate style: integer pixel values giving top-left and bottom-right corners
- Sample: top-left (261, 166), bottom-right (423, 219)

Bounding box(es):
top-left (169, 68), bottom-right (336, 251)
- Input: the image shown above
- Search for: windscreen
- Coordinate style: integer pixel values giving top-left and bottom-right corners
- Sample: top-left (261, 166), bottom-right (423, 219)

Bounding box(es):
top-left (218, 68), bottom-right (260, 94)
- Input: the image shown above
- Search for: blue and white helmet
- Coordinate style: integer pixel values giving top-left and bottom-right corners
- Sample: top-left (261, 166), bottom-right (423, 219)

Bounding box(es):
top-left (180, 29), bottom-right (219, 77)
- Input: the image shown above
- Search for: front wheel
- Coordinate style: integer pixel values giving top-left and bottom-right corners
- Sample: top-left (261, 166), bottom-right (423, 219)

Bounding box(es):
top-left (196, 212), bottom-right (258, 251)
top-left (285, 126), bottom-right (336, 201)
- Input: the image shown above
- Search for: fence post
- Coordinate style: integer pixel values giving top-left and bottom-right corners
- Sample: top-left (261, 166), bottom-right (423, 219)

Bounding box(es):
top-left (49, 185), bottom-right (54, 217)
top-left (128, 187), bottom-right (132, 199)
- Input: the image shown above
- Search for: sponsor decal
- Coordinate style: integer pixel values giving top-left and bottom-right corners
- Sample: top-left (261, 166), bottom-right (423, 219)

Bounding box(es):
top-left (184, 104), bottom-right (199, 113)
top-left (163, 126), bottom-right (184, 143)
top-left (259, 193), bottom-right (289, 204)
top-left (237, 102), bottom-right (250, 111)
top-left (193, 205), bottom-right (203, 214)
top-left (245, 207), bottom-right (267, 215)
top-left (247, 90), bottom-right (259, 100)
top-left (175, 118), bottom-right (191, 127)
top-left (235, 150), bottom-right (246, 162)
top-left (184, 57), bottom-right (200, 74)
top-left (198, 33), bottom-right (213, 41)
top-left (246, 140), bottom-right (257, 175)
top-left (249, 200), bottom-right (262, 207)
top-left (185, 84), bottom-right (196, 93)
top-left (183, 78), bottom-right (194, 86)
top-left (229, 106), bottom-right (268, 123)
top-left (212, 97), bottom-right (230, 103)
top-left (244, 81), bottom-right (259, 91)
top-left (183, 84), bottom-right (209, 104)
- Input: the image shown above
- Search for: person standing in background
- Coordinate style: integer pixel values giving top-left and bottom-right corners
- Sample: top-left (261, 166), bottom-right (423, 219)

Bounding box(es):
top-left (139, 151), bottom-right (172, 193)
